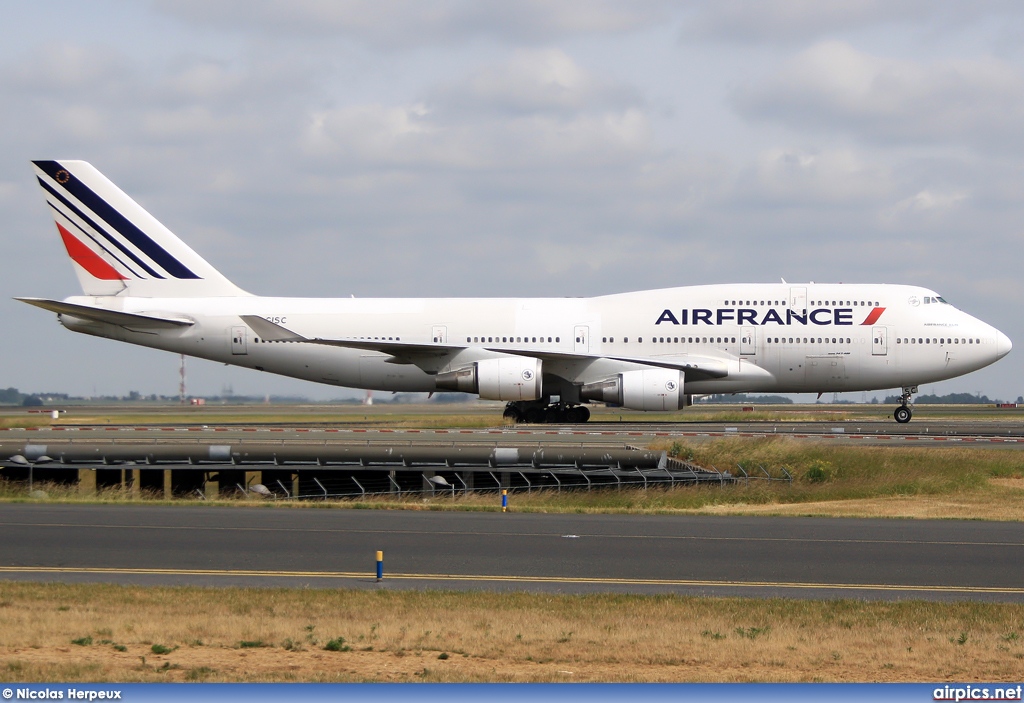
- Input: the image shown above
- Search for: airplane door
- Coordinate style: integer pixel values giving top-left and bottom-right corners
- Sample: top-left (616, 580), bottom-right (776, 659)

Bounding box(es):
top-left (574, 326), bottom-right (589, 354)
top-left (740, 327), bottom-right (756, 355)
top-left (872, 326), bottom-right (887, 356)
top-left (790, 287), bottom-right (807, 312)
top-left (231, 326), bottom-right (248, 355)
top-left (432, 326), bottom-right (447, 344)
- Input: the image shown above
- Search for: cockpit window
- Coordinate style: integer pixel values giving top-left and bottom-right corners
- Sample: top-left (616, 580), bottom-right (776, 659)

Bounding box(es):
top-left (923, 296), bottom-right (949, 305)
top-left (936, 296), bottom-right (949, 304)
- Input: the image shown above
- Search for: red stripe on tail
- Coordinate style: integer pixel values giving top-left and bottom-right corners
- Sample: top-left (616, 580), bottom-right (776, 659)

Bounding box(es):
top-left (861, 307), bottom-right (885, 325)
top-left (57, 223), bottom-right (127, 280)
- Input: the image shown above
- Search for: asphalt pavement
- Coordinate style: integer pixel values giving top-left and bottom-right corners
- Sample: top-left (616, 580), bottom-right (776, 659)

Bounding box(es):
top-left (1, 504), bottom-right (1022, 602)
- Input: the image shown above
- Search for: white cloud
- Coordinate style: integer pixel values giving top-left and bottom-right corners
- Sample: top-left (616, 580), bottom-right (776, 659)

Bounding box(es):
top-left (165, 59), bottom-right (246, 100)
top-left (302, 103), bottom-right (435, 164)
top-left (141, 105), bottom-right (247, 140)
top-left (735, 147), bottom-right (894, 207)
top-left (734, 41), bottom-right (1024, 151)
top-left (300, 52), bottom-right (651, 173)
top-left (432, 48), bottom-right (640, 116)
top-left (153, 0), bottom-right (673, 47)
top-left (681, 0), bottom-right (935, 44)
top-left (884, 189), bottom-right (969, 218)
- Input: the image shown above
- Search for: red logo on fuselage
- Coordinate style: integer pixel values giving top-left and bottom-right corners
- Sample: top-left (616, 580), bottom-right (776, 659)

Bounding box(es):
top-left (861, 307), bottom-right (886, 325)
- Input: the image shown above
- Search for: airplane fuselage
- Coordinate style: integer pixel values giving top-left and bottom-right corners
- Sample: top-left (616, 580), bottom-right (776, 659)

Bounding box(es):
top-left (57, 282), bottom-right (1010, 399)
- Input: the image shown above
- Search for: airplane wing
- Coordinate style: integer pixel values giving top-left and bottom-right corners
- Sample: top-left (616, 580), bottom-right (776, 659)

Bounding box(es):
top-left (499, 347), bottom-right (728, 379)
top-left (240, 315), bottom-right (456, 364)
top-left (240, 315), bottom-right (728, 380)
top-left (16, 298), bottom-right (194, 329)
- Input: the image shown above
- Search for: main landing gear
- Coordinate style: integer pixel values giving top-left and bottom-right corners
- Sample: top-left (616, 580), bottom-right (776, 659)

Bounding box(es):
top-left (894, 386), bottom-right (917, 424)
top-left (503, 400), bottom-right (591, 424)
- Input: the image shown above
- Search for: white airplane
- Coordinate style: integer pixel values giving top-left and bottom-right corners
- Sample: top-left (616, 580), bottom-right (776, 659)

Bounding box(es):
top-left (19, 160), bottom-right (1012, 424)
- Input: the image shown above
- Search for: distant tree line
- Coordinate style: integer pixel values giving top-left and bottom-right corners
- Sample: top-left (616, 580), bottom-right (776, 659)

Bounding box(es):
top-left (882, 392), bottom-right (1018, 404)
top-left (0, 387), bottom-right (71, 406)
top-left (701, 394), bottom-right (794, 404)
top-left (0, 386), bottom-right (475, 406)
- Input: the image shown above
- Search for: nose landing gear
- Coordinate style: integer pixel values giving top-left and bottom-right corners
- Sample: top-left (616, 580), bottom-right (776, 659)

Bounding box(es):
top-left (893, 386), bottom-right (917, 423)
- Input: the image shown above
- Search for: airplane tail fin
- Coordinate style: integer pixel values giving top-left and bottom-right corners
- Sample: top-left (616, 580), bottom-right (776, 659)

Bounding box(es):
top-left (31, 160), bottom-right (248, 298)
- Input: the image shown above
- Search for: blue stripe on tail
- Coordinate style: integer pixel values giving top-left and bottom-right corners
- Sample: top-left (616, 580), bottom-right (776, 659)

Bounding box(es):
top-left (34, 160), bottom-right (199, 280)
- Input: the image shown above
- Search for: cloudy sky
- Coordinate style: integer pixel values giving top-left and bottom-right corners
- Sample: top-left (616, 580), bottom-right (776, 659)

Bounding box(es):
top-left (3, 1), bottom-right (1024, 401)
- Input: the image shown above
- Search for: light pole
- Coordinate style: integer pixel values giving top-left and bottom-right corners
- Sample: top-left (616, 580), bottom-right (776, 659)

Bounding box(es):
top-left (9, 454), bottom-right (53, 494)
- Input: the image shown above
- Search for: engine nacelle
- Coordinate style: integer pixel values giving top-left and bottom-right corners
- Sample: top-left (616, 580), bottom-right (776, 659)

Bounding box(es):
top-left (581, 368), bottom-right (686, 411)
top-left (435, 357), bottom-right (543, 401)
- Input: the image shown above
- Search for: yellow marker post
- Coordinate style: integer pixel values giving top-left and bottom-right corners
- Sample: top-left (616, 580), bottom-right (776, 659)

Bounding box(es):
top-left (501, 489), bottom-right (508, 513)
top-left (376, 550), bottom-right (383, 581)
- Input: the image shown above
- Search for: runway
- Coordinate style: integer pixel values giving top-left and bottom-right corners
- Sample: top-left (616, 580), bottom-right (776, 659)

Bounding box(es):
top-left (2, 504), bottom-right (1023, 602)
top-left (5, 418), bottom-right (1024, 448)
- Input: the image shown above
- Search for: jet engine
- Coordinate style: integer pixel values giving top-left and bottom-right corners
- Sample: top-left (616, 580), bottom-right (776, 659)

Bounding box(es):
top-left (435, 357), bottom-right (543, 401)
top-left (580, 368), bottom-right (689, 411)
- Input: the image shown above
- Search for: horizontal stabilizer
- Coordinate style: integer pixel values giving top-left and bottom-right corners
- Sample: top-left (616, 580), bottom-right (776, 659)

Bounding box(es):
top-left (16, 297), bottom-right (194, 328)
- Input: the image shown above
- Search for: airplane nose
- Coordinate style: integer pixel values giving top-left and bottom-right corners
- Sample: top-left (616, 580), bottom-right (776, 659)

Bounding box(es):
top-left (996, 330), bottom-right (1012, 359)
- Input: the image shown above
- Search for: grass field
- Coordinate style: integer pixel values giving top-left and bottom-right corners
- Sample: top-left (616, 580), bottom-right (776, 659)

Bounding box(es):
top-left (4, 401), bottom-right (1024, 428)
top-left (1, 582), bottom-right (1022, 683)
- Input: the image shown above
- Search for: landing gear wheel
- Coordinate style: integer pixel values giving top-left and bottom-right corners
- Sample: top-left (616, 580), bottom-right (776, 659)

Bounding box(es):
top-left (565, 406), bottom-right (590, 423)
top-left (894, 406), bottom-right (912, 424)
top-left (544, 406), bottom-right (566, 423)
top-left (524, 406), bottom-right (546, 424)
top-left (502, 405), bottom-right (523, 423)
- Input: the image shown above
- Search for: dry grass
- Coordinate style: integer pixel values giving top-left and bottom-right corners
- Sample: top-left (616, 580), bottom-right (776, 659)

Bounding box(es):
top-left (0, 582), bottom-right (1022, 682)
top-left (0, 416), bottom-right (53, 430)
